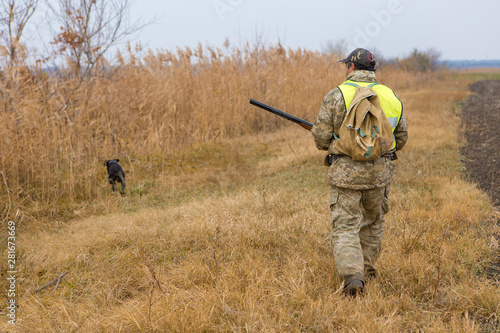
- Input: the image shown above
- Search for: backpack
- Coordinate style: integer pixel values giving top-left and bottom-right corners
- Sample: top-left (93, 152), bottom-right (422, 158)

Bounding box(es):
top-left (332, 84), bottom-right (394, 161)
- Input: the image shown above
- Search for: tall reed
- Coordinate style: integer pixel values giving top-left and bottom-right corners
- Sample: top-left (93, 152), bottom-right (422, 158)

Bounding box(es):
top-left (0, 42), bottom-right (433, 218)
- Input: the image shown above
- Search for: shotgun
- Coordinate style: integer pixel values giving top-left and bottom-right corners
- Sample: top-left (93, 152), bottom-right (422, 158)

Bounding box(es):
top-left (249, 99), bottom-right (313, 131)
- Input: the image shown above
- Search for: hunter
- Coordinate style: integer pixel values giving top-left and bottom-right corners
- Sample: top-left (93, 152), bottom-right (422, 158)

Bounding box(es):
top-left (312, 48), bottom-right (408, 296)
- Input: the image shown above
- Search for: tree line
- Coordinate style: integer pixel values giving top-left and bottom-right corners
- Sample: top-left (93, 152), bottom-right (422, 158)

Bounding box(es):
top-left (322, 38), bottom-right (443, 73)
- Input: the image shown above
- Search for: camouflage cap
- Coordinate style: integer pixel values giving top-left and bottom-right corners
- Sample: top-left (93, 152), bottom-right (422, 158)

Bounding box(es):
top-left (338, 48), bottom-right (376, 68)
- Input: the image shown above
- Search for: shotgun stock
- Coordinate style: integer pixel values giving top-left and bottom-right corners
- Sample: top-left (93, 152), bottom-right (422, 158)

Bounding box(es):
top-left (249, 99), bottom-right (313, 131)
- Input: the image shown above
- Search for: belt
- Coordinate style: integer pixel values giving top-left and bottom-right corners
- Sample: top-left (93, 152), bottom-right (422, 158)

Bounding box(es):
top-left (332, 154), bottom-right (347, 161)
top-left (381, 153), bottom-right (395, 160)
top-left (334, 154), bottom-right (395, 160)
top-left (324, 154), bottom-right (345, 166)
top-left (325, 153), bottom-right (395, 166)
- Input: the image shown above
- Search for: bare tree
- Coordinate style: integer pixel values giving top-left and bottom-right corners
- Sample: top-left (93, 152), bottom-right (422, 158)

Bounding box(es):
top-left (49, 0), bottom-right (145, 78)
top-left (321, 38), bottom-right (348, 57)
top-left (0, 0), bottom-right (39, 68)
top-left (398, 48), bottom-right (442, 72)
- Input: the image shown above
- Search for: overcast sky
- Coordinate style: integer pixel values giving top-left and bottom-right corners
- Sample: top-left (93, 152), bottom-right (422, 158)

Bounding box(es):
top-left (124, 0), bottom-right (498, 61)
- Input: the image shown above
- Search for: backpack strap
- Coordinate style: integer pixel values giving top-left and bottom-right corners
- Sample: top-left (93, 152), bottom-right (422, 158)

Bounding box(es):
top-left (364, 146), bottom-right (373, 159)
top-left (343, 82), bottom-right (378, 88)
top-left (343, 82), bottom-right (360, 88)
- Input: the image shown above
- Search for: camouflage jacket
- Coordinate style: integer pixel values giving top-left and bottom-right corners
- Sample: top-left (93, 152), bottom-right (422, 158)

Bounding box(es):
top-left (312, 70), bottom-right (408, 189)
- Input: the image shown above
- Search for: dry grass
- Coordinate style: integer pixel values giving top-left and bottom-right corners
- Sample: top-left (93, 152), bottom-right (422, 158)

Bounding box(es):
top-left (0, 45), bottom-right (498, 332)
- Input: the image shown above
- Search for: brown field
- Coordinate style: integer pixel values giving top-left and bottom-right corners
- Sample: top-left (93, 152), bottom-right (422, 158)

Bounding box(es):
top-left (0, 44), bottom-right (499, 332)
top-left (458, 67), bottom-right (500, 73)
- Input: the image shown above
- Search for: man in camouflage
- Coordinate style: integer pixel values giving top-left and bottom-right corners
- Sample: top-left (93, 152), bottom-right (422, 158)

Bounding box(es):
top-left (312, 48), bottom-right (408, 296)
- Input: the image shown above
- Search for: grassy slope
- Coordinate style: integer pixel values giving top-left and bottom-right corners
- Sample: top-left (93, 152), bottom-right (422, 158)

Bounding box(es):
top-left (2, 73), bottom-right (499, 332)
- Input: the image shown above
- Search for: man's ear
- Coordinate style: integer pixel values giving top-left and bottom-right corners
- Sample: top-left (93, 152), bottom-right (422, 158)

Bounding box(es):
top-left (104, 160), bottom-right (109, 166)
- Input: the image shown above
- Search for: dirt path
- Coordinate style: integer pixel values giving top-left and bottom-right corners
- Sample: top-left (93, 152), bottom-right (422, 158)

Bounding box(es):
top-left (461, 79), bottom-right (500, 280)
top-left (461, 80), bottom-right (500, 207)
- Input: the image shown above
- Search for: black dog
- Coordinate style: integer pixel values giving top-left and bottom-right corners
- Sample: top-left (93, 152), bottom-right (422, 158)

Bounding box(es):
top-left (104, 159), bottom-right (126, 195)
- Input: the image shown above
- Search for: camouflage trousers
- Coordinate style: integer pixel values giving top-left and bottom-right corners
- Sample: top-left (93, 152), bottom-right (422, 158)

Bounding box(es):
top-left (330, 185), bottom-right (390, 283)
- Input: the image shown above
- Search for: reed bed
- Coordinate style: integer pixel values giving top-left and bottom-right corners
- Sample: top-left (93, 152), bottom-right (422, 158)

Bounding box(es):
top-left (1, 43), bottom-right (431, 221)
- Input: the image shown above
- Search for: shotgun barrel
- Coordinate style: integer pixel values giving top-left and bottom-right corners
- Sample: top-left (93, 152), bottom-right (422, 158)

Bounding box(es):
top-left (249, 99), bottom-right (313, 131)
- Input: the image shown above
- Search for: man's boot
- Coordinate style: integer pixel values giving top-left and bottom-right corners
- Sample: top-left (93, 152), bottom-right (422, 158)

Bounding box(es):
top-left (365, 267), bottom-right (377, 279)
top-left (343, 275), bottom-right (364, 297)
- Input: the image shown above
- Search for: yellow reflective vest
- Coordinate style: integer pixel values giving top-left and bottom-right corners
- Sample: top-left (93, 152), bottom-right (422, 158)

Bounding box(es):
top-left (338, 80), bottom-right (403, 150)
